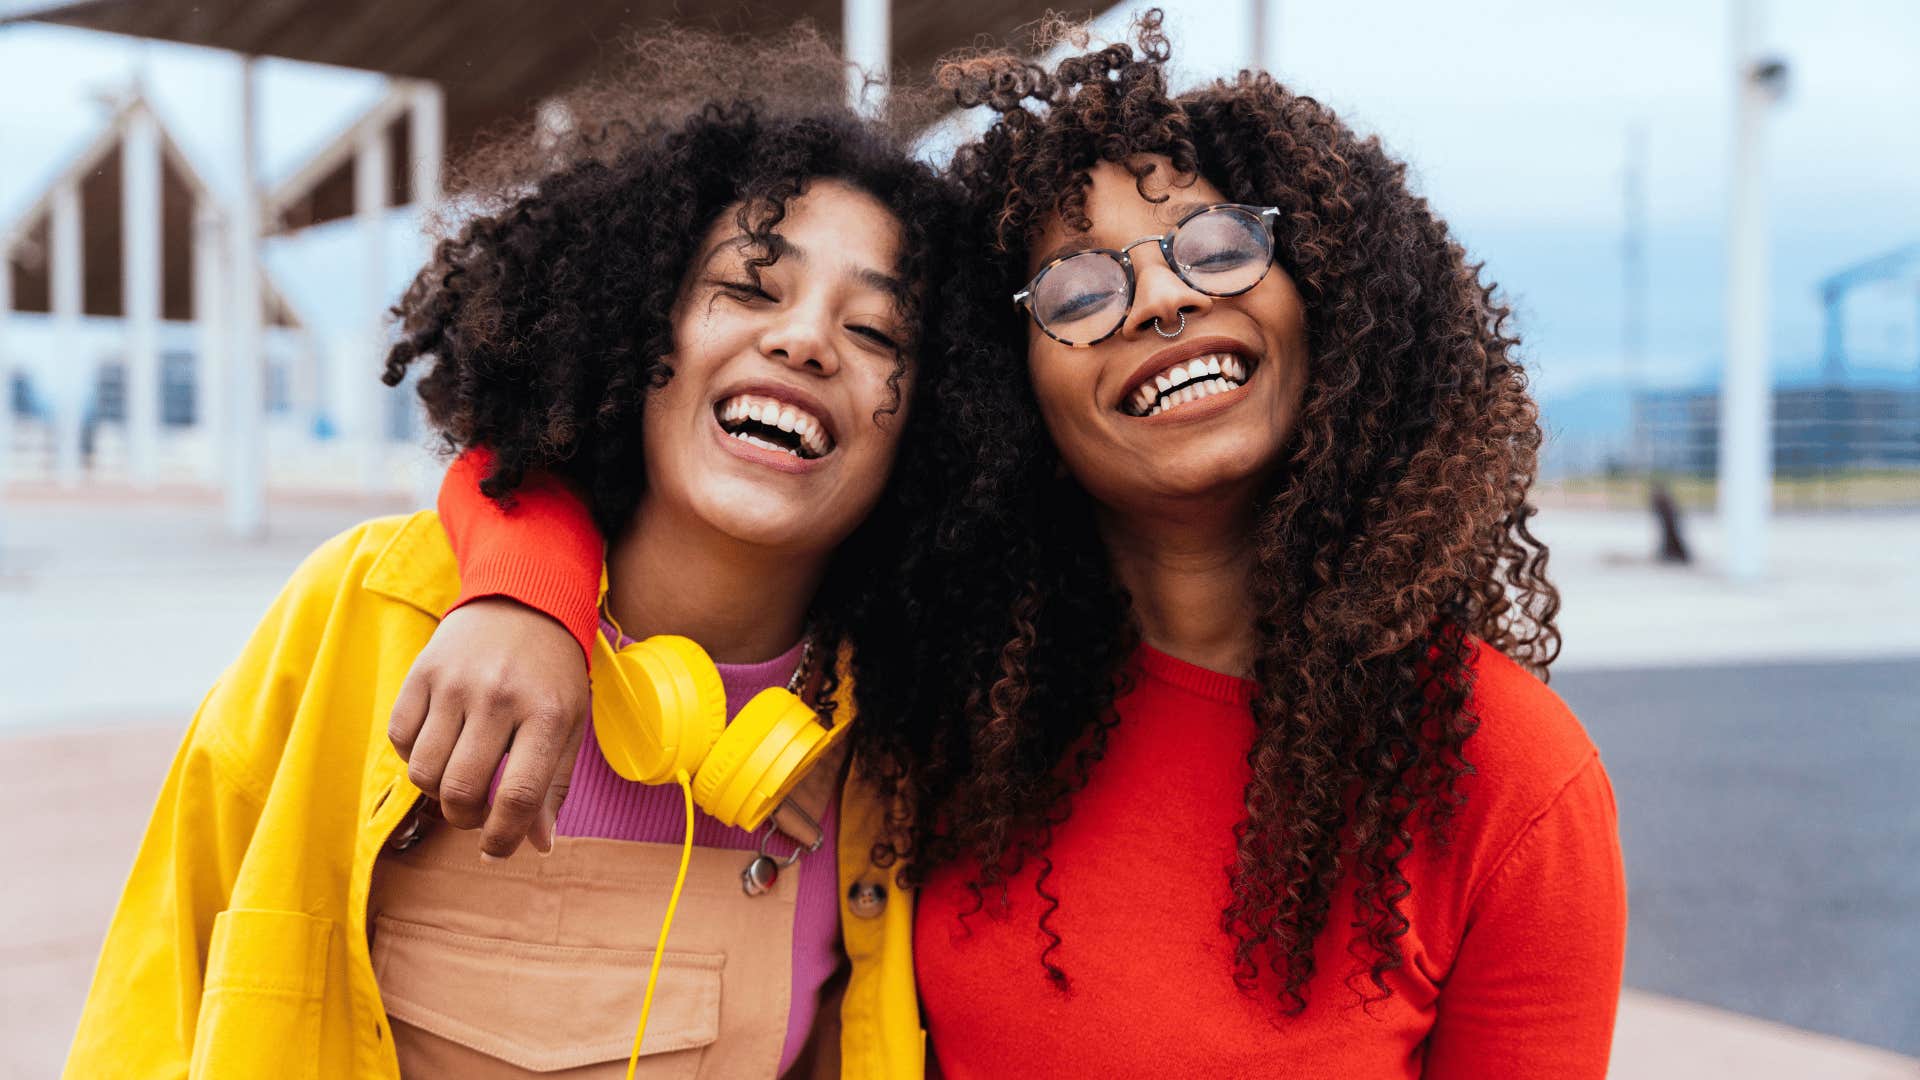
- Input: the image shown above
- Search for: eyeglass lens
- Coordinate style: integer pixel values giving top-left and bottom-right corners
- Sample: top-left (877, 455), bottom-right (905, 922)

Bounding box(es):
top-left (1030, 206), bottom-right (1273, 345)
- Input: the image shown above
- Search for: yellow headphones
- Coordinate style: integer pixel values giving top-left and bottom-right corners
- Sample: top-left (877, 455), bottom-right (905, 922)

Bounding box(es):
top-left (588, 605), bottom-right (852, 834)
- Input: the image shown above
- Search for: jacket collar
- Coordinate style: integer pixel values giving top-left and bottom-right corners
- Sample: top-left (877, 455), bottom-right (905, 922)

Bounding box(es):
top-left (361, 511), bottom-right (462, 620)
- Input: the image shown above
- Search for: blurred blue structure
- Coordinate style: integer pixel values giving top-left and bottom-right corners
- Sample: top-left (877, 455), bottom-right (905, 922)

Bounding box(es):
top-left (1821, 244), bottom-right (1920, 385)
top-left (1637, 384), bottom-right (1920, 475)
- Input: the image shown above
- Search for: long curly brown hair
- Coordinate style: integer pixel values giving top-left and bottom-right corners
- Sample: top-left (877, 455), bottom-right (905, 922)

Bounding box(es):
top-left (879, 11), bottom-right (1562, 1014)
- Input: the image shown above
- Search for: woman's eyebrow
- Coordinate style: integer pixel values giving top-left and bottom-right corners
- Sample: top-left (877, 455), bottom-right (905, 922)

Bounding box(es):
top-left (1033, 201), bottom-right (1219, 267)
top-left (1033, 234), bottom-right (1099, 269)
top-left (1160, 199), bottom-right (1212, 222)
top-left (770, 235), bottom-right (909, 307)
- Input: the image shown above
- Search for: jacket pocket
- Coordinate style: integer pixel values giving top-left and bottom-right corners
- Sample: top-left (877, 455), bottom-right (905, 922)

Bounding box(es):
top-left (371, 914), bottom-right (724, 1076)
top-left (189, 908), bottom-right (334, 1080)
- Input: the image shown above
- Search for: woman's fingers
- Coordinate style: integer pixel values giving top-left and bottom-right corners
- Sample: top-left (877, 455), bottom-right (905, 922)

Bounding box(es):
top-left (439, 689), bottom-right (519, 832)
top-left (387, 664), bottom-right (432, 761)
top-left (476, 698), bottom-right (572, 857)
top-left (405, 688), bottom-right (464, 806)
top-left (531, 710), bottom-right (590, 854)
top-left (391, 598), bottom-right (593, 852)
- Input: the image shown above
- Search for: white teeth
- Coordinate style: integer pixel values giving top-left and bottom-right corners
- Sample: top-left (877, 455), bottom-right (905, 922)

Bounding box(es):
top-left (729, 430), bottom-right (799, 456)
top-left (1126, 353), bottom-right (1257, 417)
top-left (716, 393), bottom-right (834, 457)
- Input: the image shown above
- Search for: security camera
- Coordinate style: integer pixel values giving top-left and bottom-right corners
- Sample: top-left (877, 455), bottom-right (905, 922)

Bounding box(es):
top-left (1748, 56), bottom-right (1789, 102)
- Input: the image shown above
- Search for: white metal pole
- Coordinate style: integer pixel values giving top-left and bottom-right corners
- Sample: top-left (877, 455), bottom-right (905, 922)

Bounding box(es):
top-left (1719, 0), bottom-right (1775, 582)
top-left (1625, 123), bottom-right (1648, 472)
top-left (409, 81), bottom-right (444, 210)
top-left (0, 246), bottom-right (12, 564)
top-left (408, 81), bottom-right (446, 509)
top-left (1250, 0), bottom-right (1281, 74)
top-left (123, 100), bottom-right (163, 488)
top-left (844, 0), bottom-right (889, 118)
top-left (193, 202), bottom-right (228, 484)
top-left (51, 180), bottom-right (84, 489)
top-left (354, 114), bottom-right (392, 492)
top-left (226, 58), bottom-right (266, 538)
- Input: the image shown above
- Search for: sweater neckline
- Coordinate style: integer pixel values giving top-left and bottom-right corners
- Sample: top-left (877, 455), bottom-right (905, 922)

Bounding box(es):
top-left (599, 617), bottom-right (805, 682)
top-left (1128, 643), bottom-right (1258, 706)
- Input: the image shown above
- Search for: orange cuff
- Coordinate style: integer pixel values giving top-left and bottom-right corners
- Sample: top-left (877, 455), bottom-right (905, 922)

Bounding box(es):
top-left (437, 447), bottom-right (605, 665)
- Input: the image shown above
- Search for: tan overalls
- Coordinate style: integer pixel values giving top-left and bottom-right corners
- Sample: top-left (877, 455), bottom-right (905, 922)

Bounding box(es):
top-left (367, 752), bottom-right (847, 1079)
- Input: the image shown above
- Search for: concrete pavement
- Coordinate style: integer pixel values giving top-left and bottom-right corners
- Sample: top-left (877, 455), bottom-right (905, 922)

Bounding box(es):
top-left (1560, 658), bottom-right (1920, 1057)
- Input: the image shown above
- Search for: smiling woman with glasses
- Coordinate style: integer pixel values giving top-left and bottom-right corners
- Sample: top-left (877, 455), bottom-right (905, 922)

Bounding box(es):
top-left (1013, 202), bottom-right (1283, 346)
top-left (907, 11), bottom-right (1627, 1079)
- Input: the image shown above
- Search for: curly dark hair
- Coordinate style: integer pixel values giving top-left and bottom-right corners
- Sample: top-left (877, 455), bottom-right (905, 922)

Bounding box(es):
top-left (380, 25), bottom-right (964, 735)
top-left (879, 11), bottom-right (1562, 1014)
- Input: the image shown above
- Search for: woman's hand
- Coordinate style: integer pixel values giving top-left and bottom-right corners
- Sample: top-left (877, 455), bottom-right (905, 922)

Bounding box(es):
top-left (389, 597), bottom-right (591, 858)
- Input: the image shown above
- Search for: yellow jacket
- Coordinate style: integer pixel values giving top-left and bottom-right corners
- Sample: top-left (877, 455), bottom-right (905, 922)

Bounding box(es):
top-left (65, 511), bottom-right (922, 1079)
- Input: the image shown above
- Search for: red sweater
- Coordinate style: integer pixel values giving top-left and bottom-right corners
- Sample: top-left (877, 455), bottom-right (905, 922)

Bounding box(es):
top-left (914, 644), bottom-right (1626, 1080)
top-left (436, 448), bottom-right (606, 663)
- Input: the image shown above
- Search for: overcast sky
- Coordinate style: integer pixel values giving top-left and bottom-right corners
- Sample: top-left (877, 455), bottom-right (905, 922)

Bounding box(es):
top-left (3, 1), bottom-right (1917, 417)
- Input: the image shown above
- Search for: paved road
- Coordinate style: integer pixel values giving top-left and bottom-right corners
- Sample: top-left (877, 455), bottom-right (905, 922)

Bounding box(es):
top-left (1556, 658), bottom-right (1920, 1058)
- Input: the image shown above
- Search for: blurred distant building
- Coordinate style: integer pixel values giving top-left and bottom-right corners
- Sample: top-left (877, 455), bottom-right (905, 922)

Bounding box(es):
top-left (1636, 384), bottom-right (1920, 476)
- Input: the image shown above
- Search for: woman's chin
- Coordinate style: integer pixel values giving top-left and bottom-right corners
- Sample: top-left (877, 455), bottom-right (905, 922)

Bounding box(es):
top-left (1079, 439), bottom-right (1283, 511)
top-left (683, 494), bottom-right (837, 554)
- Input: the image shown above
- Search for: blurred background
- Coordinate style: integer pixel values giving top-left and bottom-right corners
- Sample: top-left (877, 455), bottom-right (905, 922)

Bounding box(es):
top-left (1, 1), bottom-right (1915, 1077)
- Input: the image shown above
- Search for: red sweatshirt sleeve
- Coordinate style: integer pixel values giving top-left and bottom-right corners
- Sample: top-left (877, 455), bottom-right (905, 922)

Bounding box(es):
top-left (1422, 755), bottom-right (1628, 1079)
top-left (436, 447), bottom-right (605, 665)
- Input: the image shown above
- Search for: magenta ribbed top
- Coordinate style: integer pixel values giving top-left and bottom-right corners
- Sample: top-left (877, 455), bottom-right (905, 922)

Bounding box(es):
top-left (552, 625), bottom-right (842, 1075)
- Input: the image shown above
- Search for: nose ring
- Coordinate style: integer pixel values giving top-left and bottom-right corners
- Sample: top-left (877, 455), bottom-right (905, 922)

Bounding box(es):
top-left (1152, 312), bottom-right (1186, 339)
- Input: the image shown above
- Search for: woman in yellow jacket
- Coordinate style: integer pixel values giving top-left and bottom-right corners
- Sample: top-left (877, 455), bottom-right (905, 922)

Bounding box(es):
top-left (66, 31), bottom-right (950, 1080)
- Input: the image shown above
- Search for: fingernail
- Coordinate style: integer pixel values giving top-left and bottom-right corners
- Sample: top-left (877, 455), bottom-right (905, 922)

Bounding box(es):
top-left (480, 852), bottom-right (504, 864)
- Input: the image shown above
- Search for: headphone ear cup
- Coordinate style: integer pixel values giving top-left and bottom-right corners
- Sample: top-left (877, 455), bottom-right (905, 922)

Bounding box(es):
top-left (591, 634), bottom-right (727, 785)
top-left (692, 688), bottom-right (827, 831)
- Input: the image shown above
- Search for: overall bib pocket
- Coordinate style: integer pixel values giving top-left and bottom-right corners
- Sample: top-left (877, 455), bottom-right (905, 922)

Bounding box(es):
top-left (373, 913), bottom-right (724, 1077)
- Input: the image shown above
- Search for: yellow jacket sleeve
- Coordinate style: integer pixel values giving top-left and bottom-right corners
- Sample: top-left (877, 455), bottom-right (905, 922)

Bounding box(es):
top-left (63, 531), bottom-right (358, 1079)
top-left (63, 698), bottom-right (263, 1078)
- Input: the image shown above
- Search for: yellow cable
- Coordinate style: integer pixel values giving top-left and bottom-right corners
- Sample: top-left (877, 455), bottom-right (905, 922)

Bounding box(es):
top-left (626, 770), bottom-right (695, 1080)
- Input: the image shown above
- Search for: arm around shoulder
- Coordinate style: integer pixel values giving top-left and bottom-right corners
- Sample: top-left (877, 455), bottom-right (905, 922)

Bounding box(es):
top-left (437, 446), bottom-right (604, 663)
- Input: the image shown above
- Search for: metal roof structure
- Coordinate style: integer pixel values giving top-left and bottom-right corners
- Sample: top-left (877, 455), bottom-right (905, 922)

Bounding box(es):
top-left (11, 0), bottom-right (1108, 151)
top-left (1, 92), bottom-right (298, 325)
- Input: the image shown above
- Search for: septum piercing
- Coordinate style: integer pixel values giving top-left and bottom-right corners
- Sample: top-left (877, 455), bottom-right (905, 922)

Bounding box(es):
top-left (1152, 312), bottom-right (1186, 339)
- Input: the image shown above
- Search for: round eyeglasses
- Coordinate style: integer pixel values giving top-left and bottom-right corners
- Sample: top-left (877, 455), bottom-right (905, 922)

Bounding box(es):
top-left (1012, 203), bottom-right (1282, 347)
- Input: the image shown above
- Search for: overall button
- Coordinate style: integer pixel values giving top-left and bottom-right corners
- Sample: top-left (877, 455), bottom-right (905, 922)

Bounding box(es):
top-left (386, 797), bottom-right (431, 853)
top-left (847, 881), bottom-right (887, 919)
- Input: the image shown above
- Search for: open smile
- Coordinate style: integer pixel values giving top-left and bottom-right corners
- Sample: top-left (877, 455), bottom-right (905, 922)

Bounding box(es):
top-left (1117, 337), bottom-right (1261, 419)
top-left (713, 392), bottom-right (836, 460)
